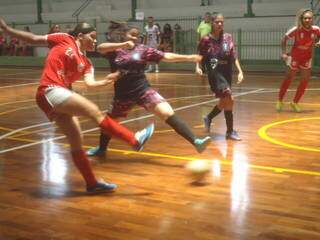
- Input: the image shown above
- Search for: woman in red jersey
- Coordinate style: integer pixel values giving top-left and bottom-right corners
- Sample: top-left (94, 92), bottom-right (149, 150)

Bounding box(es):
top-left (0, 19), bottom-right (154, 193)
top-left (276, 9), bottom-right (320, 112)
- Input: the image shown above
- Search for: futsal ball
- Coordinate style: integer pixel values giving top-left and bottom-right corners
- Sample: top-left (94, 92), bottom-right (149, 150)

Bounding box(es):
top-left (185, 160), bottom-right (211, 183)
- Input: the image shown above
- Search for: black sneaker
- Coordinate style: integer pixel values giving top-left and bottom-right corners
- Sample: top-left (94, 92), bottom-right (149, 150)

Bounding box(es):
top-left (226, 130), bottom-right (241, 141)
top-left (86, 180), bottom-right (117, 193)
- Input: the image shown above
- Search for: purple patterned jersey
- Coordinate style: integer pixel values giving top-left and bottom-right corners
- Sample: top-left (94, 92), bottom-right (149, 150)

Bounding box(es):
top-left (198, 33), bottom-right (236, 67)
top-left (105, 44), bottom-right (164, 99)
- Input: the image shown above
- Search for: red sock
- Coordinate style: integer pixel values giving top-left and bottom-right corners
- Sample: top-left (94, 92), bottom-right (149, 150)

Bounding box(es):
top-left (71, 149), bottom-right (97, 188)
top-left (99, 116), bottom-right (137, 146)
top-left (293, 80), bottom-right (308, 103)
top-left (278, 78), bottom-right (292, 101)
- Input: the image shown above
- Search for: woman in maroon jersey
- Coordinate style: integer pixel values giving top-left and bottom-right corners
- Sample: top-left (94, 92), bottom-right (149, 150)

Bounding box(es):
top-left (87, 26), bottom-right (211, 157)
top-left (196, 13), bottom-right (244, 141)
top-left (0, 19), bottom-right (154, 193)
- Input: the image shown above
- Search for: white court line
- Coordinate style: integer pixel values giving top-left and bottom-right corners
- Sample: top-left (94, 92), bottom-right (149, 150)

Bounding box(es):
top-left (0, 82), bottom-right (38, 89)
top-left (0, 88), bottom-right (264, 154)
top-left (0, 71), bottom-right (39, 76)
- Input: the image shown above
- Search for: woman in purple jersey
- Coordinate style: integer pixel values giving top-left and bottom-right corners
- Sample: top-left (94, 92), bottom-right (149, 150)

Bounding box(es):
top-left (196, 13), bottom-right (244, 141)
top-left (87, 26), bottom-right (212, 156)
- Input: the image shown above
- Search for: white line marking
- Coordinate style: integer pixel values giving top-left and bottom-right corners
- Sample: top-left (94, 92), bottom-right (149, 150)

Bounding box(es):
top-left (0, 82), bottom-right (38, 89)
top-left (0, 89), bottom-right (263, 154)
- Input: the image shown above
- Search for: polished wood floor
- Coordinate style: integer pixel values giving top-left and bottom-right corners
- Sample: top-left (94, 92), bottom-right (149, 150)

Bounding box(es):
top-left (0, 67), bottom-right (320, 240)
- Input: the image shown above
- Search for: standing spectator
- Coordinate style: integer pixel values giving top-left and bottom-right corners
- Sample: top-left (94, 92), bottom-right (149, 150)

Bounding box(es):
top-left (276, 9), bottom-right (320, 112)
top-left (159, 23), bottom-right (173, 52)
top-left (197, 12), bottom-right (212, 39)
top-left (144, 16), bottom-right (161, 73)
top-left (197, 12), bottom-right (212, 74)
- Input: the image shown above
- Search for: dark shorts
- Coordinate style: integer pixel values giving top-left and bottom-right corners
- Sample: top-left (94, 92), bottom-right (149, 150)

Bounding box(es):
top-left (207, 67), bottom-right (232, 98)
top-left (109, 88), bottom-right (166, 118)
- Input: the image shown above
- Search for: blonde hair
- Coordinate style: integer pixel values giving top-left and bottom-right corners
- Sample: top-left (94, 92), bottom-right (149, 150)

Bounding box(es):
top-left (296, 8), bottom-right (313, 27)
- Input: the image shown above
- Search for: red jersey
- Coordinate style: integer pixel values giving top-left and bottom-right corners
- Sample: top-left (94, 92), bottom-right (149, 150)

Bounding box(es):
top-left (286, 25), bottom-right (320, 59)
top-left (40, 33), bottom-right (93, 88)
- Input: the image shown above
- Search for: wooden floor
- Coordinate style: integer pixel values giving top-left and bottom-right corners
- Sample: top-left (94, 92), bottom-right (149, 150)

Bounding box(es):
top-left (0, 67), bottom-right (320, 240)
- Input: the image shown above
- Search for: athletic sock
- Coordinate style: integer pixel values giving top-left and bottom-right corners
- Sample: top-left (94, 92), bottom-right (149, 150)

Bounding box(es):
top-left (224, 110), bottom-right (233, 134)
top-left (71, 149), bottom-right (97, 188)
top-left (99, 116), bottom-right (137, 146)
top-left (99, 131), bottom-right (112, 151)
top-left (207, 105), bottom-right (222, 121)
top-left (165, 114), bottom-right (196, 144)
top-left (278, 78), bottom-right (292, 101)
top-left (293, 80), bottom-right (308, 103)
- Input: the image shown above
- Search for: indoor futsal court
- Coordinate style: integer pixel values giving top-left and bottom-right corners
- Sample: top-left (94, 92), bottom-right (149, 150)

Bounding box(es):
top-left (1, 0), bottom-right (320, 239)
top-left (0, 68), bottom-right (319, 239)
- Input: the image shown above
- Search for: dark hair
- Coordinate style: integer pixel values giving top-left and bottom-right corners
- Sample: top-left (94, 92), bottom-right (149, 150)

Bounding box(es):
top-left (69, 22), bottom-right (96, 37)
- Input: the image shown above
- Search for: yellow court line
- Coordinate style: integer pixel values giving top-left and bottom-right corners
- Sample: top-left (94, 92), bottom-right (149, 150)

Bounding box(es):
top-left (258, 117), bottom-right (320, 152)
top-left (82, 146), bottom-right (320, 176)
top-left (3, 134), bottom-right (320, 176)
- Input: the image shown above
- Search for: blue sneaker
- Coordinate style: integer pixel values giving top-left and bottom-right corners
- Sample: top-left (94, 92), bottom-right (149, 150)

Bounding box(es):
top-left (134, 123), bottom-right (154, 151)
top-left (86, 180), bottom-right (117, 193)
top-left (226, 130), bottom-right (241, 141)
top-left (203, 116), bottom-right (211, 133)
top-left (194, 136), bottom-right (212, 153)
top-left (86, 146), bottom-right (106, 156)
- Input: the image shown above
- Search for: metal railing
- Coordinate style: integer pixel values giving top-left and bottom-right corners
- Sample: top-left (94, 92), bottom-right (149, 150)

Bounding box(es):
top-left (72, 0), bottom-right (93, 23)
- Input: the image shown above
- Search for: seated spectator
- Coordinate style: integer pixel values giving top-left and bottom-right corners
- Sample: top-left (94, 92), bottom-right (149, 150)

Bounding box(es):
top-left (159, 23), bottom-right (173, 52)
top-left (48, 24), bottom-right (61, 34)
top-left (20, 26), bottom-right (33, 56)
top-left (7, 36), bottom-right (19, 56)
top-left (0, 32), bottom-right (7, 55)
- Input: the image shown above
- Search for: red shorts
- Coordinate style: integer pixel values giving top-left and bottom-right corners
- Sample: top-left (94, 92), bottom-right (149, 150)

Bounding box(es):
top-left (35, 87), bottom-right (56, 121)
top-left (288, 50), bottom-right (312, 70)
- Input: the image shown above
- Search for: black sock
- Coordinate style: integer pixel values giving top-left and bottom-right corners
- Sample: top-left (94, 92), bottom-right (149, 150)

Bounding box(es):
top-left (207, 105), bottom-right (222, 121)
top-left (99, 131), bottom-right (111, 151)
top-left (165, 114), bottom-right (196, 145)
top-left (224, 110), bottom-right (233, 134)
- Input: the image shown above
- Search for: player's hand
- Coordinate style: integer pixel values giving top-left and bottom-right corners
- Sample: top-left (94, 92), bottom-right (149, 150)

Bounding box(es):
top-left (105, 71), bottom-right (121, 84)
top-left (315, 41), bottom-right (320, 48)
top-left (125, 40), bottom-right (135, 49)
top-left (195, 66), bottom-right (203, 76)
top-left (237, 72), bottom-right (244, 84)
top-left (281, 53), bottom-right (289, 62)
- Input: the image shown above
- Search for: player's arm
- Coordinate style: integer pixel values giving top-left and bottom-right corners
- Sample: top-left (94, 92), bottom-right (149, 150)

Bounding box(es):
top-left (162, 52), bottom-right (202, 63)
top-left (97, 41), bottom-right (134, 54)
top-left (84, 71), bottom-right (120, 87)
top-left (281, 35), bottom-right (289, 61)
top-left (0, 18), bottom-right (46, 45)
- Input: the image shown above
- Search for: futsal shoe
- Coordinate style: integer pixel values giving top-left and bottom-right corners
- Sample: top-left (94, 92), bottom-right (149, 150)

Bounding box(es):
top-left (134, 123), bottom-right (155, 151)
top-left (290, 102), bottom-right (301, 113)
top-left (86, 146), bottom-right (106, 156)
top-left (275, 101), bottom-right (284, 112)
top-left (203, 116), bottom-right (211, 133)
top-left (194, 136), bottom-right (212, 153)
top-left (86, 180), bottom-right (117, 193)
top-left (226, 130), bottom-right (241, 141)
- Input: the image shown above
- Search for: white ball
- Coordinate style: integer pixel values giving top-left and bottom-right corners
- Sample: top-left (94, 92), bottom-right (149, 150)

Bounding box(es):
top-left (185, 160), bottom-right (211, 183)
